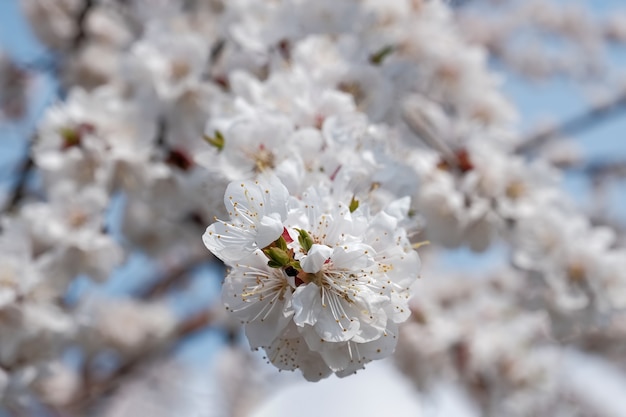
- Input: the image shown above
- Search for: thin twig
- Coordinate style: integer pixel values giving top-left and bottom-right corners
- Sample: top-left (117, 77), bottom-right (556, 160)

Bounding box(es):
top-left (516, 92), bottom-right (626, 154)
top-left (4, 152), bottom-right (33, 213)
top-left (576, 160), bottom-right (626, 179)
top-left (66, 308), bottom-right (218, 415)
top-left (137, 252), bottom-right (215, 300)
top-left (72, 0), bottom-right (95, 50)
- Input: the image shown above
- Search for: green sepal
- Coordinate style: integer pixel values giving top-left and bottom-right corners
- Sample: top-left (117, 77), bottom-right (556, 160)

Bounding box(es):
top-left (349, 195), bottom-right (359, 213)
top-left (289, 260), bottom-right (302, 271)
top-left (276, 235), bottom-right (288, 251)
top-left (203, 130), bottom-right (225, 151)
top-left (264, 246), bottom-right (290, 268)
top-left (296, 229), bottom-right (314, 253)
top-left (369, 45), bottom-right (394, 65)
top-left (267, 260), bottom-right (284, 268)
top-left (59, 127), bottom-right (81, 148)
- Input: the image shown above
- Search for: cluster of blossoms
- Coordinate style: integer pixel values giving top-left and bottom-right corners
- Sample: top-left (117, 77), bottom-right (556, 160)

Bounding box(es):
top-left (0, 209), bottom-right (176, 410)
top-left (0, 0), bottom-right (624, 415)
top-left (396, 270), bottom-right (557, 416)
top-left (512, 204), bottom-right (626, 312)
top-left (203, 176), bottom-right (420, 380)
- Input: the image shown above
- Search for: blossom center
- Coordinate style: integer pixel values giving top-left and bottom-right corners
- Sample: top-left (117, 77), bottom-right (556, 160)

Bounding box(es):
top-left (254, 144), bottom-right (275, 172)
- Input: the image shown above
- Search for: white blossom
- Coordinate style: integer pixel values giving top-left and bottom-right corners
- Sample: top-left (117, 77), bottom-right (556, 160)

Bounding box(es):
top-left (203, 176), bottom-right (290, 263)
top-left (205, 177), bottom-right (420, 379)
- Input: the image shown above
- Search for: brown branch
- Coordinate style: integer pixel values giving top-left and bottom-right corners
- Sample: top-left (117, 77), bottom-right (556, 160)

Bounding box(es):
top-left (450, 0), bottom-right (475, 8)
top-left (516, 92), bottom-right (626, 154)
top-left (72, 0), bottom-right (95, 50)
top-left (578, 160), bottom-right (626, 180)
top-left (137, 252), bottom-right (216, 300)
top-left (64, 308), bottom-right (218, 416)
top-left (175, 309), bottom-right (216, 337)
top-left (4, 153), bottom-right (33, 213)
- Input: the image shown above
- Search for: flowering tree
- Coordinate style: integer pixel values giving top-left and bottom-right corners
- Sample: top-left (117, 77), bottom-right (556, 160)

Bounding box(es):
top-left (1, 0), bottom-right (626, 416)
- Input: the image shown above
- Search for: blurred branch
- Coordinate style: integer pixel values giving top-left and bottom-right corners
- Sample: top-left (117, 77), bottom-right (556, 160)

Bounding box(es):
top-left (154, 117), bottom-right (167, 148)
top-left (72, 0), bottom-right (95, 50)
top-left (589, 215), bottom-right (626, 244)
top-left (516, 92), bottom-right (626, 154)
top-left (138, 252), bottom-right (215, 300)
top-left (174, 309), bottom-right (216, 337)
top-left (579, 317), bottom-right (626, 358)
top-left (67, 308), bottom-right (218, 416)
top-left (449, 0), bottom-right (475, 8)
top-left (209, 38), bottom-right (226, 65)
top-left (3, 151), bottom-right (33, 213)
top-left (569, 159), bottom-right (626, 239)
top-left (578, 160), bottom-right (626, 180)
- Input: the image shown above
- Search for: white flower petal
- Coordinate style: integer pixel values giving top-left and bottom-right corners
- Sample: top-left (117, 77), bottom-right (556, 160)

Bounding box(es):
top-left (257, 214), bottom-right (284, 249)
top-left (301, 244), bottom-right (333, 273)
top-left (292, 284), bottom-right (320, 327)
top-left (330, 243), bottom-right (374, 270)
top-left (206, 176), bottom-right (290, 262)
top-left (202, 221), bottom-right (256, 262)
top-left (314, 289), bottom-right (360, 342)
top-left (222, 251), bottom-right (294, 347)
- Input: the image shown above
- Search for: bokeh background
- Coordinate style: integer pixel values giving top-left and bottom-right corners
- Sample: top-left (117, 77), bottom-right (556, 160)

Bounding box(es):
top-left (2, 1), bottom-right (626, 416)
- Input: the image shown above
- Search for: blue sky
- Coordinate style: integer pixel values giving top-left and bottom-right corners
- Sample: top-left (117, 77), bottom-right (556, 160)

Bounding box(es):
top-left (0, 1), bottom-right (48, 60)
top-left (0, 1), bottom-right (57, 205)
